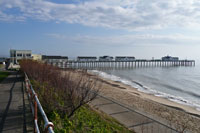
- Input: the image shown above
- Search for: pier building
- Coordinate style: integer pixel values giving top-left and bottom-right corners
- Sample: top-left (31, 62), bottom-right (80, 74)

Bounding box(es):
top-left (42, 55), bottom-right (68, 68)
top-left (77, 56), bottom-right (97, 61)
top-left (115, 56), bottom-right (135, 61)
top-left (99, 56), bottom-right (113, 61)
top-left (162, 56), bottom-right (179, 61)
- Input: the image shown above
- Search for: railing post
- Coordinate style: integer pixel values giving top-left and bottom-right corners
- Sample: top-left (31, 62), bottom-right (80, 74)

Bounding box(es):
top-left (34, 94), bottom-right (38, 133)
top-left (44, 122), bottom-right (54, 133)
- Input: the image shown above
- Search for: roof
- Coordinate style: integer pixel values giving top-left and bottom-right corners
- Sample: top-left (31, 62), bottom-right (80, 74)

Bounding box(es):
top-left (100, 56), bottom-right (113, 58)
top-left (115, 56), bottom-right (135, 58)
top-left (162, 56), bottom-right (178, 58)
top-left (77, 56), bottom-right (97, 59)
top-left (42, 55), bottom-right (68, 59)
top-left (10, 49), bottom-right (32, 52)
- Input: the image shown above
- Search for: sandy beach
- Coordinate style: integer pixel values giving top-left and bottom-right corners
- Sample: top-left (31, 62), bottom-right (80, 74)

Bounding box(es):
top-left (62, 69), bottom-right (200, 132)
top-left (85, 71), bottom-right (200, 133)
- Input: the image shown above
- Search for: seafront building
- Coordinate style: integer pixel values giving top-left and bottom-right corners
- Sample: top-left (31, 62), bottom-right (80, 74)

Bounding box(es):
top-left (162, 56), bottom-right (179, 61)
top-left (99, 56), bottom-right (114, 61)
top-left (32, 54), bottom-right (42, 61)
top-left (115, 56), bottom-right (135, 61)
top-left (10, 49), bottom-right (32, 64)
top-left (77, 56), bottom-right (97, 61)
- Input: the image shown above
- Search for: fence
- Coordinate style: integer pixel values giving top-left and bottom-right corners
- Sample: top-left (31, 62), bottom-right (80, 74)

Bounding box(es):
top-left (24, 73), bottom-right (54, 133)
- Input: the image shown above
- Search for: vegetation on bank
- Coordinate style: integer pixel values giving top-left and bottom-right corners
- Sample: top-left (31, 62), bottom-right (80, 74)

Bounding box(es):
top-left (0, 64), bottom-right (3, 68)
top-left (21, 60), bottom-right (133, 132)
top-left (36, 99), bottom-right (133, 132)
top-left (0, 71), bottom-right (9, 82)
top-left (52, 105), bottom-right (132, 133)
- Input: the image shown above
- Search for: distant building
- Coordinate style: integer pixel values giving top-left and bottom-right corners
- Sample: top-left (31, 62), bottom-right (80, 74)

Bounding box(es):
top-left (77, 56), bottom-right (97, 61)
top-left (42, 55), bottom-right (68, 68)
top-left (0, 57), bottom-right (6, 65)
top-left (10, 49), bottom-right (32, 64)
top-left (32, 54), bottom-right (42, 61)
top-left (99, 56), bottom-right (113, 61)
top-left (162, 56), bottom-right (179, 61)
top-left (115, 56), bottom-right (135, 61)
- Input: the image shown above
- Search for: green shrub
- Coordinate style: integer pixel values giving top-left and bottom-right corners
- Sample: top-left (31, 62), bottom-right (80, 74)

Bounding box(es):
top-left (0, 71), bottom-right (9, 82)
top-left (50, 105), bottom-right (133, 133)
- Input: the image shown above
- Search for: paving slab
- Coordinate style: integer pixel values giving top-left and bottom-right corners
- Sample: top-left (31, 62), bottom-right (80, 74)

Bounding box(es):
top-left (95, 102), bottom-right (128, 114)
top-left (90, 95), bottom-right (178, 133)
top-left (111, 111), bottom-right (153, 128)
top-left (0, 71), bottom-right (33, 133)
top-left (132, 122), bottom-right (177, 133)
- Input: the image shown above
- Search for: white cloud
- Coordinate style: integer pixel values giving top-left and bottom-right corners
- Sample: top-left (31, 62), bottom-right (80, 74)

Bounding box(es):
top-left (0, 10), bottom-right (25, 22)
top-left (46, 33), bottom-right (200, 46)
top-left (1, 0), bottom-right (200, 30)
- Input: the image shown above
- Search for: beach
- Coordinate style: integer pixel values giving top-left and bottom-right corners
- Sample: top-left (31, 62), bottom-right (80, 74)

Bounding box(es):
top-left (86, 71), bottom-right (200, 133)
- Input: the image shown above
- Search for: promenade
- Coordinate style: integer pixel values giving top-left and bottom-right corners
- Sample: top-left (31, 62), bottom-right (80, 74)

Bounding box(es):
top-left (90, 95), bottom-right (179, 133)
top-left (0, 71), bottom-right (33, 133)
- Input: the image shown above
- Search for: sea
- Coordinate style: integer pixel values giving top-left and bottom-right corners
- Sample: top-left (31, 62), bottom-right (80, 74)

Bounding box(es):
top-left (89, 63), bottom-right (200, 111)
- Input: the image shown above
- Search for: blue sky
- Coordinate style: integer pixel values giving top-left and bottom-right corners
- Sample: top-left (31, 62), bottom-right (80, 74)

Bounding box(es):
top-left (1, 0), bottom-right (200, 60)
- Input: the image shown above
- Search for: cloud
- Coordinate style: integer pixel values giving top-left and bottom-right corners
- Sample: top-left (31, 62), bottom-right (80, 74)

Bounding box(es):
top-left (0, 10), bottom-right (25, 22)
top-left (1, 0), bottom-right (200, 30)
top-left (46, 33), bottom-right (200, 46)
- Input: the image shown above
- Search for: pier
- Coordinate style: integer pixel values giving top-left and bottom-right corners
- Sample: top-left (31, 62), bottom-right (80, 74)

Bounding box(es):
top-left (56, 60), bottom-right (195, 69)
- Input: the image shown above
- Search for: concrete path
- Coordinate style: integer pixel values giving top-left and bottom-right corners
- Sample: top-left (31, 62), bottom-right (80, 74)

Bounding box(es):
top-left (90, 95), bottom-right (179, 133)
top-left (0, 71), bottom-right (33, 133)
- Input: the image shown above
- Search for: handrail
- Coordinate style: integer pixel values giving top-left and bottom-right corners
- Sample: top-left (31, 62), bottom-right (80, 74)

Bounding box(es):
top-left (24, 73), bottom-right (54, 133)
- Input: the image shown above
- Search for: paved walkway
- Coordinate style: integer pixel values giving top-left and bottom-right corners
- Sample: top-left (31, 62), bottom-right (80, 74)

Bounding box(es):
top-left (90, 95), bottom-right (179, 133)
top-left (0, 71), bottom-right (33, 133)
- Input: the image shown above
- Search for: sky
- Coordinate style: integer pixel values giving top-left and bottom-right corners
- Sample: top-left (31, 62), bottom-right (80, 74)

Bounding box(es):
top-left (0, 0), bottom-right (200, 60)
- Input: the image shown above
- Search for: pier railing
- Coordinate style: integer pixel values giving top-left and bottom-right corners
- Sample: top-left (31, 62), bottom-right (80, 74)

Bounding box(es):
top-left (24, 73), bottom-right (54, 133)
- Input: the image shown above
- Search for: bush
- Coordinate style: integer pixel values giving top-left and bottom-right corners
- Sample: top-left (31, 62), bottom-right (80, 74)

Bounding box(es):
top-left (20, 59), bottom-right (100, 118)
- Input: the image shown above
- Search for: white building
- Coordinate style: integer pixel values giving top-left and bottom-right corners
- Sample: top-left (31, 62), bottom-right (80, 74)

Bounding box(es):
top-left (115, 56), bottom-right (135, 61)
top-left (77, 56), bottom-right (97, 61)
top-left (10, 49), bottom-right (32, 64)
top-left (99, 56), bottom-right (113, 61)
top-left (162, 56), bottom-right (179, 61)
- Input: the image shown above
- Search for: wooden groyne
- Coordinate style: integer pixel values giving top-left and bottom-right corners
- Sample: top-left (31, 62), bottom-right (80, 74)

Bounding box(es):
top-left (55, 60), bottom-right (195, 69)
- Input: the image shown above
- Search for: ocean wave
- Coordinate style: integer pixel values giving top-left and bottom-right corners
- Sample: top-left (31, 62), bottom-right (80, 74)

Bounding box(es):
top-left (89, 70), bottom-right (200, 111)
top-left (156, 83), bottom-right (200, 99)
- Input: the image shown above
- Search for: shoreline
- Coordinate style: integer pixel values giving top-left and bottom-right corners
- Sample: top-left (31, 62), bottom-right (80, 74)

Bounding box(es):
top-left (88, 70), bottom-right (200, 116)
top-left (86, 70), bottom-right (200, 132)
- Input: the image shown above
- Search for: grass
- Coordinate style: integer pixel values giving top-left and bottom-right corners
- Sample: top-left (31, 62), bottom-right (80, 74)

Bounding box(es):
top-left (49, 105), bottom-right (133, 133)
top-left (0, 71), bottom-right (9, 82)
top-left (32, 79), bottom-right (133, 132)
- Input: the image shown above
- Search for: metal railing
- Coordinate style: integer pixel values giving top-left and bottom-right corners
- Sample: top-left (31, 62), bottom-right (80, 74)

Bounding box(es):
top-left (24, 73), bottom-right (54, 133)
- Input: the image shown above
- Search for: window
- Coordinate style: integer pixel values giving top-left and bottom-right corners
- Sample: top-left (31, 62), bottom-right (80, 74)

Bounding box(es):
top-left (26, 54), bottom-right (31, 57)
top-left (17, 53), bottom-right (22, 57)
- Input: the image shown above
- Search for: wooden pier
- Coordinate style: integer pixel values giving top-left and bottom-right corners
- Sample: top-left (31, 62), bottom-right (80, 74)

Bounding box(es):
top-left (55, 60), bottom-right (195, 69)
